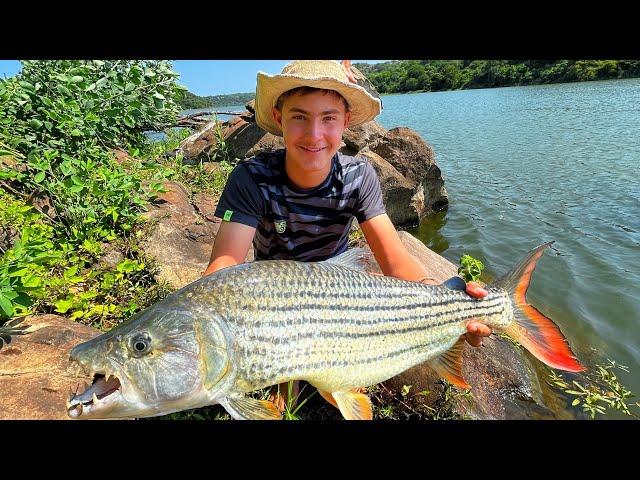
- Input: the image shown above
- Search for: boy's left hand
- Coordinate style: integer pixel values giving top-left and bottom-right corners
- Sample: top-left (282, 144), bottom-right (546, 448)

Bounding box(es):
top-left (464, 281), bottom-right (492, 347)
top-left (341, 60), bottom-right (356, 83)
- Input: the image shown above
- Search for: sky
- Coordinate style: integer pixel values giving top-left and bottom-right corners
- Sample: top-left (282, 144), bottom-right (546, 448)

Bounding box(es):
top-left (0, 60), bottom-right (386, 96)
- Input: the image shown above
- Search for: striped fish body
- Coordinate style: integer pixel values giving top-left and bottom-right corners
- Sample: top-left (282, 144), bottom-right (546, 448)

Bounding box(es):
top-left (67, 243), bottom-right (584, 420)
top-left (181, 260), bottom-right (513, 394)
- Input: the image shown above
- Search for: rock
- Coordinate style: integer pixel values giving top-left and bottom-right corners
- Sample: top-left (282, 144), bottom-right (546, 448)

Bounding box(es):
top-left (342, 121), bottom-right (386, 153)
top-left (0, 315), bottom-right (99, 420)
top-left (141, 180), bottom-right (252, 290)
top-left (358, 148), bottom-right (420, 226)
top-left (348, 63), bottom-right (382, 102)
top-left (175, 121), bottom-right (225, 163)
top-left (99, 243), bottom-right (125, 269)
top-left (29, 191), bottom-right (58, 220)
top-left (112, 148), bottom-right (133, 165)
top-left (0, 154), bottom-right (27, 173)
top-left (361, 231), bottom-right (572, 420)
top-left (369, 127), bottom-right (449, 218)
top-left (0, 225), bottom-right (18, 253)
top-left (193, 192), bottom-right (219, 222)
top-left (222, 115), bottom-right (284, 160)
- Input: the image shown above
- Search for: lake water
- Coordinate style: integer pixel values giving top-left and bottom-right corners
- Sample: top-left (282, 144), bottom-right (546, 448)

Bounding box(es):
top-left (375, 79), bottom-right (640, 417)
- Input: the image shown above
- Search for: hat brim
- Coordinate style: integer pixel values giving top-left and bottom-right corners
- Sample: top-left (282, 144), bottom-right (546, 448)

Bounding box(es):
top-left (254, 72), bottom-right (382, 136)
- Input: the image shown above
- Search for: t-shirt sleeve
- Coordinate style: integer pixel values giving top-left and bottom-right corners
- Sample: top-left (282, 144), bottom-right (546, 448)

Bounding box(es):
top-left (354, 161), bottom-right (386, 223)
top-left (214, 163), bottom-right (266, 228)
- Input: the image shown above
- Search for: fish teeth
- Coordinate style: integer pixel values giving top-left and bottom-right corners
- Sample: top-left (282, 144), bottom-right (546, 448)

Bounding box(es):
top-left (92, 393), bottom-right (99, 405)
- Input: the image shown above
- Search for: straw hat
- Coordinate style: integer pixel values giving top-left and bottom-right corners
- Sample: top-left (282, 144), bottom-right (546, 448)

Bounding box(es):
top-left (255, 60), bottom-right (382, 136)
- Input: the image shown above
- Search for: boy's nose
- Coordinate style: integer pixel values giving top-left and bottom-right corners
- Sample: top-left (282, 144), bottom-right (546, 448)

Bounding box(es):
top-left (305, 119), bottom-right (323, 140)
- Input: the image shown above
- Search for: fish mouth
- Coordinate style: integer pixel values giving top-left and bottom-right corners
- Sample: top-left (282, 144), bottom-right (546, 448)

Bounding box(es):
top-left (67, 372), bottom-right (123, 418)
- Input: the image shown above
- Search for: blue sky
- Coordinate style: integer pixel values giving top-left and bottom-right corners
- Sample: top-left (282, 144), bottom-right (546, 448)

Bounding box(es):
top-left (0, 60), bottom-right (386, 96)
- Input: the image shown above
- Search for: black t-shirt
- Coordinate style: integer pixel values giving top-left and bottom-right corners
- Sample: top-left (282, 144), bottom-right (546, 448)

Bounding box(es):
top-left (214, 149), bottom-right (386, 262)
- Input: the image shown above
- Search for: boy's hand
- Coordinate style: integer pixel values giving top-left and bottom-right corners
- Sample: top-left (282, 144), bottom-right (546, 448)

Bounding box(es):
top-left (465, 281), bottom-right (487, 299)
top-left (421, 277), bottom-right (492, 347)
top-left (341, 60), bottom-right (356, 83)
top-left (464, 281), bottom-right (491, 347)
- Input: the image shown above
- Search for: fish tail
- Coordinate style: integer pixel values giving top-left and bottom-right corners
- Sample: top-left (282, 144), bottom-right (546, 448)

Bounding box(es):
top-left (494, 242), bottom-right (586, 372)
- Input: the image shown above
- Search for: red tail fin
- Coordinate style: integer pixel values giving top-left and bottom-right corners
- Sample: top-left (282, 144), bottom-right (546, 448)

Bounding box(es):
top-left (495, 242), bottom-right (585, 373)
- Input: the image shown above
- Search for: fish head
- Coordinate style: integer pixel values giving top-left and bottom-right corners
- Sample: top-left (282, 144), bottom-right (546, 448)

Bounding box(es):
top-left (66, 306), bottom-right (230, 419)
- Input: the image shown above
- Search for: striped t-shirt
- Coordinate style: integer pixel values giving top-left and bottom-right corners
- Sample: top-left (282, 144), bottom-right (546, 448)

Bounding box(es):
top-left (214, 149), bottom-right (386, 262)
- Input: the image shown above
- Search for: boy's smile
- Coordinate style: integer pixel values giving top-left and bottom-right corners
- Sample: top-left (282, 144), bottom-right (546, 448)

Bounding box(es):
top-left (272, 90), bottom-right (351, 190)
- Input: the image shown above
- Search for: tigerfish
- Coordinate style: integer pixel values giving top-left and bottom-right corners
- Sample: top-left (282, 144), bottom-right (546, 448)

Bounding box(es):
top-left (66, 242), bottom-right (584, 420)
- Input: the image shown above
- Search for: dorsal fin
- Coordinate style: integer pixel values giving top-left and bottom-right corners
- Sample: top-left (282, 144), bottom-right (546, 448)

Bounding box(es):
top-left (320, 247), bottom-right (370, 272)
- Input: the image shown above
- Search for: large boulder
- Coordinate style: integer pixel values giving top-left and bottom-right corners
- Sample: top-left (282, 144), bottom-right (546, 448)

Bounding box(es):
top-left (141, 180), bottom-right (253, 290)
top-left (222, 115), bottom-right (285, 160)
top-left (0, 315), bottom-right (99, 420)
top-left (369, 127), bottom-right (448, 217)
top-left (357, 148), bottom-right (420, 227)
top-left (173, 120), bottom-right (223, 163)
top-left (341, 121), bottom-right (387, 153)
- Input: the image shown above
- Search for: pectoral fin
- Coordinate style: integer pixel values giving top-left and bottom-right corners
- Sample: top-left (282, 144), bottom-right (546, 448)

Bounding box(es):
top-left (220, 395), bottom-right (283, 420)
top-left (427, 337), bottom-right (470, 389)
top-left (332, 390), bottom-right (373, 420)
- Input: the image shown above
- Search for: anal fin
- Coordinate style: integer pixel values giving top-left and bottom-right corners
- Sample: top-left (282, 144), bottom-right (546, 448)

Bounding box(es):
top-left (428, 336), bottom-right (470, 389)
top-left (317, 389), bottom-right (339, 409)
top-left (332, 390), bottom-right (373, 420)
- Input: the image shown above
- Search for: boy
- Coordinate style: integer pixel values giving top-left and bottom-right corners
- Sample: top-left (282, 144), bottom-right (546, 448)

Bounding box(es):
top-left (204, 60), bottom-right (490, 411)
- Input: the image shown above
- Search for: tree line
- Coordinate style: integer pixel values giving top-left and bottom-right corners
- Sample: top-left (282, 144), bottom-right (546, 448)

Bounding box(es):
top-left (353, 60), bottom-right (640, 94)
top-left (178, 90), bottom-right (254, 110)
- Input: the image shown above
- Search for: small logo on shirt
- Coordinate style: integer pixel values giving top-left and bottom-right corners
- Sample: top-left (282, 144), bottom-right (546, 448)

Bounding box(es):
top-left (223, 210), bottom-right (233, 221)
top-left (274, 220), bottom-right (286, 234)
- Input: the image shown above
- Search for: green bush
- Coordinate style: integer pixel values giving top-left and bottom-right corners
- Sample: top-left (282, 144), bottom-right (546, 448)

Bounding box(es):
top-left (0, 191), bottom-right (60, 318)
top-left (0, 60), bottom-right (185, 151)
top-left (0, 60), bottom-right (184, 242)
top-left (0, 61), bottom-right (186, 322)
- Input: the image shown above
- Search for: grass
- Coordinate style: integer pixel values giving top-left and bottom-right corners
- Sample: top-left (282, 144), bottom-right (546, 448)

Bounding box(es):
top-left (546, 359), bottom-right (640, 419)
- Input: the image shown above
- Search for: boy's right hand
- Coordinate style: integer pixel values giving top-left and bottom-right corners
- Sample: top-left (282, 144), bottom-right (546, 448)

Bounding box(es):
top-left (341, 60), bottom-right (356, 84)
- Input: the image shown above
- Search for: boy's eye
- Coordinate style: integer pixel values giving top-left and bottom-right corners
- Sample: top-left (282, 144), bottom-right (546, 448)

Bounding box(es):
top-left (324, 116), bottom-right (337, 122)
top-left (292, 115), bottom-right (305, 120)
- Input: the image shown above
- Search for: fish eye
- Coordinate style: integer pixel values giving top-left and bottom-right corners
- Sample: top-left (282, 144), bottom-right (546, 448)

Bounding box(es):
top-left (130, 334), bottom-right (151, 356)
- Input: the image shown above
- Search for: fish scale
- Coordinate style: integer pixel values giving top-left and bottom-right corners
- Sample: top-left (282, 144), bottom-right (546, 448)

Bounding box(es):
top-left (181, 261), bottom-right (512, 392)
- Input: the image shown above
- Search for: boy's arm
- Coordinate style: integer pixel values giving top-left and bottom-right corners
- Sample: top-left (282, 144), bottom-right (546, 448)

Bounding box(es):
top-left (359, 214), bottom-right (429, 281)
top-left (360, 214), bottom-right (491, 346)
top-left (205, 161), bottom-right (265, 277)
top-left (202, 221), bottom-right (256, 276)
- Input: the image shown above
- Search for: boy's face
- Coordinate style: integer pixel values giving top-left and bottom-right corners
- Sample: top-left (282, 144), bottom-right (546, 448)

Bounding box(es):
top-left (272, 90), bottom-right (351, 178)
